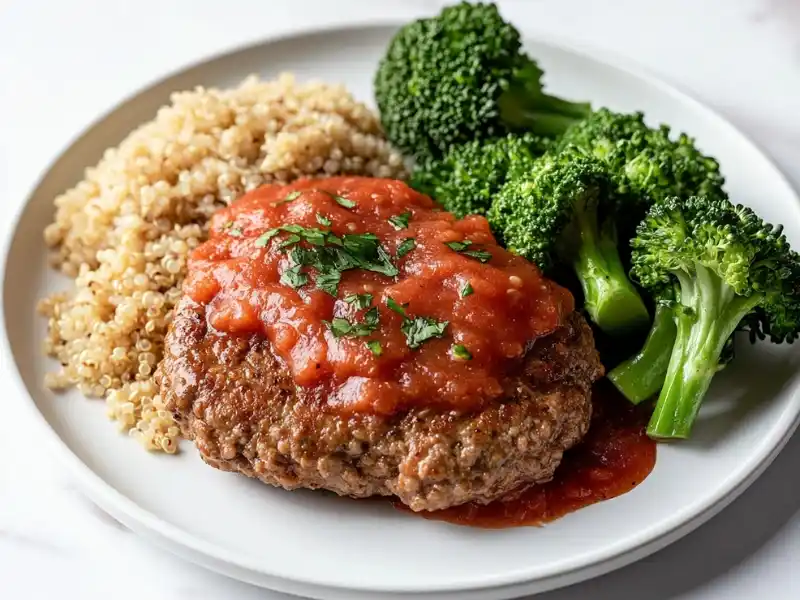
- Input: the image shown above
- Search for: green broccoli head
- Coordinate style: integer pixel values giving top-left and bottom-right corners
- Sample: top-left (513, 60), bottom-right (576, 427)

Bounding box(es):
top-left (489, 152), bottom-right (610, 268)
top-left (410, 133), bottom-right (549, 217)
top-left (374, 2), bottom-right (591, 161)
top-left (629, 195), bottom-right (800, 438)
top-left (558, 109), bottom-right (726, 207)
top-left (489, 152), bottom-right (649, 334)
top-left (632, 196), bottom-right (800, 341)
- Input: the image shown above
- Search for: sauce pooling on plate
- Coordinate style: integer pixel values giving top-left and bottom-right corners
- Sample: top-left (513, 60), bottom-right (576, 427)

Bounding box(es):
top-left (401, 382), bottom-right (657, 528)
top-left (184, 177), bottom-right (573, 414)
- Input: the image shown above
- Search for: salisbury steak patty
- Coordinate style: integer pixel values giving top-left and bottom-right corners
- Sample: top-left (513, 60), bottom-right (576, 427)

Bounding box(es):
top-left (159, 301), bottom-right (601, 512)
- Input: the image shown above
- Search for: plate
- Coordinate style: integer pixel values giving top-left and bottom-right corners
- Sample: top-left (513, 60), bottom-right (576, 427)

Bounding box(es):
top-left (3, 23), bottom-right (800, 600)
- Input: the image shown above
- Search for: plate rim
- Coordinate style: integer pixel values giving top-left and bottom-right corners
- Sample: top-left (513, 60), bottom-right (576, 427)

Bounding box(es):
top-left (2, 19), bottom-right (800, 597)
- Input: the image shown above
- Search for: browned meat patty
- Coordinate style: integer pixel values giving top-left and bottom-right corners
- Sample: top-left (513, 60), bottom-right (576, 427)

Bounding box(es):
top-left (158, 298), bottom-right (602, 512)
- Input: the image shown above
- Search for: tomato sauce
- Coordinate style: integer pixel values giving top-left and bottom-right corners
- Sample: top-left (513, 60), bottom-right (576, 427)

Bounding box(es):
top-left (402, 381), bottom-right (657, 528)
top-left (185, 177), bottom-right (573, 415)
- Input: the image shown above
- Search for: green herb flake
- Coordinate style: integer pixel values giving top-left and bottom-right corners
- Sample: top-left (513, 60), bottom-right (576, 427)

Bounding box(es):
top-left (256, 224), bottom-right (398, 296)
top-left (316, 213), bottom-right (332, 227)
top-left (353, 307), bottom-right (380, 336)
top-left (402, 317), bottom-right (449, 349)
top-left (344, 293), bottom-right (373, 309)
top-left (388, 211), bottom-right (411, 230)
top-left (385, 297), bottom-right (448, 349)
top-left (460, 281), bottom-right (474, 298)
top-left (254, 228), bottom-right (281, 247)
top-left (451, 344), bottom-right (472, 360)
top-left (280, 265), bottom-right (308, 289)
top-left (462, 249), bottom-right (492, 263)
top-left (445, 240), bottom-right (472, 252)
top-left (396, 238), bottom-right (416, 258)
top-left (334, 195), bottom-right (356, 209)
top-left (325, 308), bottom-right (379, 339)
top-left (278, 234), bottom-right (301, 249)
top-left (386, 297), bottom-right (408, 317)
top-left (365, 340), bottom-right (383, 356)
top-left (276, 190), bottom-right (302, 205)
top-left (326, 317), bottom-right (354, 338)
top-left (315, 269), bottom-right (342, 296)
top-left (221, 221), bottom-right (242, 236)
top-left (445, 240), bottom-right (491, 263)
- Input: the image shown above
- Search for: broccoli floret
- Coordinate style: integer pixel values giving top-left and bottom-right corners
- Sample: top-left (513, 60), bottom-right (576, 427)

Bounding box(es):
top-left (488, 150), bottom-right (650, 335)
top-left (410, 133), bottom-right (550, 217)
top-left (557, 109), bottom-right (726, 207)
top-left (374, 2), bottom-right (591, 161)
top-left (624, 196), bottom-right (800, 439)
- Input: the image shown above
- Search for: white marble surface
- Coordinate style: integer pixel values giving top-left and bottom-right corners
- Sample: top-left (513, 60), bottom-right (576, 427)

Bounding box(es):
top-left (1, 0), bottom-right (800, 598)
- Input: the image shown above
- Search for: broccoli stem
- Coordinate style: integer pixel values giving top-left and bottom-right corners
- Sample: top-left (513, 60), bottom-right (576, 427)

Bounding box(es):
top-left (571, 214), bottom-right (650, 335)
top-left (647, 267), bottom-right (762, 439)
top-left (498, 88), bottom-right (592, 137)
top-left (608, 303), bottom-right (678, 404)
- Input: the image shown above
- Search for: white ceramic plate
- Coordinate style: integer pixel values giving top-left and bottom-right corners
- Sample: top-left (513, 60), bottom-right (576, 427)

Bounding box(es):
top-left (3, 23), bottom-right (800, 600)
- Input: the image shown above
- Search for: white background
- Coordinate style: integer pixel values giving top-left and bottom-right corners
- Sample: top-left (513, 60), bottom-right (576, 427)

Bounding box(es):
top-left (1, 0), bottom-right (799, 598)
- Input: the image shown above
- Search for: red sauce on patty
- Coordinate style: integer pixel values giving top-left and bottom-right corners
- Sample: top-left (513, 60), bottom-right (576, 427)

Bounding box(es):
top-left (184, 177), bottom-right (573, 414)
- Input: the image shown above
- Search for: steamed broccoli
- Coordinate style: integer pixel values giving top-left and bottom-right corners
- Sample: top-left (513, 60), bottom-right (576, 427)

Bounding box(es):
top-left (374, 2), bottom-right (591, 161)
top-left (621, 196), bottom-right (800, 439)
top-left (488, 151), bottom-right (649, 335)
top-left (607, 301), bottom-right (678, 404)
top-left (410, 133), bottom-right (550, 217)
top-left (557, 109), bottom-right (726, 206)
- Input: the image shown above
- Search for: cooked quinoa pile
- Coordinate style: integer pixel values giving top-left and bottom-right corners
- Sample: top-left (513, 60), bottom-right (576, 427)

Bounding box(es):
top-left (39, 73), bottom-right (408, 453)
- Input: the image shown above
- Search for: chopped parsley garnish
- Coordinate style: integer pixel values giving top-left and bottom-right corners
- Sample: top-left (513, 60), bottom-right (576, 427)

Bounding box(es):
top-left (451, 344), bottom-right (472, 360)
top-left (344, 293), bottom-right (373, 309)
top-left (385, 296), bottom-right (448, 349)
top-left (388, 211), bottom-right (411, 230)
top-left (459, 281), bottom-right (474, 298)
top-left (445, 240), bottom-right (492, 263)
top-left (315, 270), bottom-right (341, 296)
top-left (462, 249), bottom-right (492, 262)
top-left (445, 240), bottom-right (471, 252)
top-left (365, 340), bottom-right (383, 356)
top-left (326, 317), bottom-right (354, 338)
top-left (325, 307), bottom-right (379, 338)
top-left (386, 296), bottom-right (408, 316)
top-left (396, 238), bottom-right (416, 258)
top-left (316, 213), bottom-right (332, 227)
top-left (334, 195), bottom-right (356, 209)
top-left (256, 225), bottom-right (398, 296)
top-left (402, 317), bottom-right (449, 349)
top-left (255, 228), bottom-right (282, 247)
top-left (280, 265), bottom-right (308, 289)
top-left (276, 190), bottom-right (302, 205)
top-left (278, 234), bottom-right (301, 248)
top-left (221, 221), bottom-right (242, 237)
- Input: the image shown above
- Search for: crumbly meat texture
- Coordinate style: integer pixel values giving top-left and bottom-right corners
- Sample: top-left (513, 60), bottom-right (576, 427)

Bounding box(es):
top-left (158, 299), bottom-right (603, 512)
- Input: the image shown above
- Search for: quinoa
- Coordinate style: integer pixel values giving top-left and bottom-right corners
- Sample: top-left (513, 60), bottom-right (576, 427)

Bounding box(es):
top-left (38, 73), bottom-right (408, 454)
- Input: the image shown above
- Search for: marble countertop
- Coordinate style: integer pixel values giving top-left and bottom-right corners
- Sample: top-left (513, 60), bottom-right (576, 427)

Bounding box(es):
top-left (1, 0), bottom-right (799, 598)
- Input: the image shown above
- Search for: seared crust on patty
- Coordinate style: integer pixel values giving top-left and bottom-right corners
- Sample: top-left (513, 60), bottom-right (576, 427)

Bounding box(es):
top-left (158, 298), bottom-right (602, 511)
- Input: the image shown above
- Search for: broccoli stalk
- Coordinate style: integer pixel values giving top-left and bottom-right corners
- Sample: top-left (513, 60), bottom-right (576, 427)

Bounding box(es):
top-left (650, 276), bottom-right (763, 438)
top-left (572, 216), bottom-right (648, 333)
top-left (629, 196), bottom-right (800, 440)
top-left (489, 152), bottom-right (650, 335)
top-left (497, 62), bottom-right (592, 138)
top-left (374, 2), bottom-right (591, 160)
top-left (607, 302), bottom-right (677, 404)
